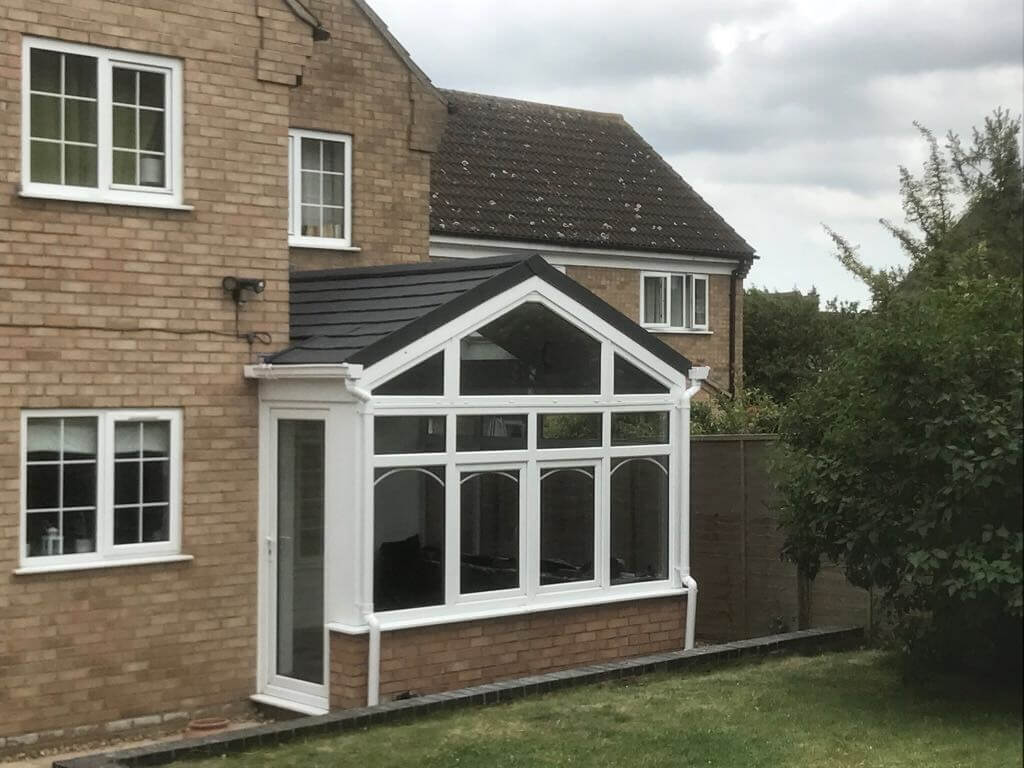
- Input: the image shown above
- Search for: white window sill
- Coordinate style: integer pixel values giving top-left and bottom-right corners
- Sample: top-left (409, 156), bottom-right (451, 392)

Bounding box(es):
top-left (18, 188), bottom-right (194, 211)
top-left (14, 553), bottom-right (193, 576)
top-left (288, 238), bottom-right (361, 252)
top-left (327, 584), bottom-right (688, 635)
top-left (642, 327), bottom-right (713, 335)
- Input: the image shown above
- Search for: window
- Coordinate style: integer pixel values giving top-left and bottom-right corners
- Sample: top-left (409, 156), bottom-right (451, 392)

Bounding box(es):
top-left (641, 273), bottom-right (709, 331)
top-left (288, 129), bottom-right (353, 249)
top-left (21, 410), bottom-right (182, 567)
top-left (366, 302), bottom-right (682, 619)
top-left (374, 353), bottom-right (443, 396)
top-left (374, 467), bottom-right (445, 611)
top-left (610, 457), bottom-right (669, 584)
top-left (460, 302), bottom-right (600, 395)
top-left (22, 38), bottom-right (183, 207)
top-left (460, 470), bottom-right (521, 594)
top-left (539, 467), bottom-right (596, 586)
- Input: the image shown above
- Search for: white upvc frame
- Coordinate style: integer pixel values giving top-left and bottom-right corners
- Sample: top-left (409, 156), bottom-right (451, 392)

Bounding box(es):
top-left (362, 287), bottom-right (681, 626)
top-left (260, 407), bottom-right (330, 713)
top-left (288, 128), bottom-right (354, 250)
top-left (640, 271), bottom-right (710, 333)
top-left (20, 36), bottom-right (185, 208)
top-left (18, 409), bottom-right (183, 571)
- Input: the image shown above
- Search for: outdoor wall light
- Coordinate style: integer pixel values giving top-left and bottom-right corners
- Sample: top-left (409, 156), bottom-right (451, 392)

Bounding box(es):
top-left (222, 276), bottom-right (266, 306)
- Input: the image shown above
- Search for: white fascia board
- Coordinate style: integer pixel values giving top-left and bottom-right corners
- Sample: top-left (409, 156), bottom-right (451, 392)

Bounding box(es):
top-left (359, 276), bottom-right (685, 391)
top-left (243, 363), bottom-right (365, 380)
top-left (430, 235), bottom-right (742, 276)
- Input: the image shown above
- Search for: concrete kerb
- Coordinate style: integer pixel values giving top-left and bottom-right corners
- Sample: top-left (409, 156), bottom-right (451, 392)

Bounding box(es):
top-left (54, 626), bottom-right (864, 768)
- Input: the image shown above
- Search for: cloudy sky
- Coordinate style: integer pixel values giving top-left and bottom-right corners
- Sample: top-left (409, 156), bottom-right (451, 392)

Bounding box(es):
top-left (370, 0), bottom-right (1023, 304)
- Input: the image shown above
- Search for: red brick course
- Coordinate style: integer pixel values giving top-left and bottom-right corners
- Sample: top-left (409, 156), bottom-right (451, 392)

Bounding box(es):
top-left (330, 597), bottom-right (686, 710)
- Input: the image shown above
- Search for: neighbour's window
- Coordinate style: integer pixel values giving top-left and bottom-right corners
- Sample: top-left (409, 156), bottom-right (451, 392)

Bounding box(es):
top-left (21, 410), bottom-right (182, 567)
top-left (288, 129), bottom-right (353, 249)
top-left (22, 38), bottom-right (182, 206)
top-left (641, 273), bottom-right (709, 331)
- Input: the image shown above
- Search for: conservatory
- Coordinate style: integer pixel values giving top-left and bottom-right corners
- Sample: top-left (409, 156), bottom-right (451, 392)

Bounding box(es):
top-left (246, 255), bottom-right (706, 714)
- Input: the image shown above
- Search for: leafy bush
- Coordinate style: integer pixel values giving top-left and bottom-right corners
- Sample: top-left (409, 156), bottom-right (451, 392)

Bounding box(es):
top-left (778, 110), bottom-right (1023, 679)
top-left (691, 387), bottom-right (781, 435)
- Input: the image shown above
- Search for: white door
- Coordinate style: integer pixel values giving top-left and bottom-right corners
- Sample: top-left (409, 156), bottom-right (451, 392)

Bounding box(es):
top-left (262, 412), bottom-right (328, 711)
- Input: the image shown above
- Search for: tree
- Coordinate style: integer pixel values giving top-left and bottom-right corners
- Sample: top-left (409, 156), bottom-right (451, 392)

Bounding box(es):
top-left (778, 110), bottom-right (1023, 678)
top-left (743, 287), bottom-right (858, 403)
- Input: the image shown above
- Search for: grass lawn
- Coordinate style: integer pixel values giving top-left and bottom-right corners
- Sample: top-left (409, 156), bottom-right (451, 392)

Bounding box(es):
top-left (184, 650), bottom-right (1022, 768)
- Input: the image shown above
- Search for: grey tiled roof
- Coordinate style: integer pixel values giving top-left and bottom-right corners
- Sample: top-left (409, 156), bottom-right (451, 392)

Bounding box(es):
top-left (270, 255), bottom-right (693, 373)
top-left (430, 90), bottom-right (755, 260)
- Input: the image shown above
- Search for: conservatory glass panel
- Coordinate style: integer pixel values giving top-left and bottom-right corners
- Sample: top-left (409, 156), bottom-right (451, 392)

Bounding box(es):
top-left (374, 467), bottom-right (445, 611)
top-left (610, 457), bottom-right (669, 584)
top-left (460, 302), bottom-right (600, 395)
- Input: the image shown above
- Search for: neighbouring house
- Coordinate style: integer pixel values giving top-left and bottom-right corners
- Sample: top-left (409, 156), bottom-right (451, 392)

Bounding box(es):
top-left (0, 0), bottom-right (751, 750)
top-left (429, 90), bottom-right (756, 394)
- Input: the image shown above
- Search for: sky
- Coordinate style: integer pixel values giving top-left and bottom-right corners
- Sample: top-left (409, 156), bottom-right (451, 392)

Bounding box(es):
top-left (369, 0), bottom-right (1024, 305)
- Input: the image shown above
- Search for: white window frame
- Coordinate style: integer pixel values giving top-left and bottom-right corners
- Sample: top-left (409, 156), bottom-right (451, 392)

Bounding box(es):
top-left (20, 37), bottom-right (185, 209)
top-left (19, 409), bottom-right (183, 571)
top-left (288, 128), bottom-right (354, 250)
top-left (640, 271), bottom-right (710, 333)
top-left (365, 297), bottom-right (680, 625)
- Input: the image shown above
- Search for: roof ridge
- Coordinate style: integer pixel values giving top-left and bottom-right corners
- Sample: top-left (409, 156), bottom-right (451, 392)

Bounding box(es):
top-left (441, 88), bottom-right (625, 122)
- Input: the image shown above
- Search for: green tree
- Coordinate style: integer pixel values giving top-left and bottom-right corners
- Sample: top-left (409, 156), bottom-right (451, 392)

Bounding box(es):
top-left (778, 110), bottom-right (1023, 678)
top-left (743, 288), bottom-right (859, 403)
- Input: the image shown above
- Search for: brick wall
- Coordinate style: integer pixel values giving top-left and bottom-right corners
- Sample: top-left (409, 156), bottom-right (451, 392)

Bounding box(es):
top-left (287, 1), bottom-right (445, 272)
top-left (329, 597), bottom-right (686, 709)
top-left (690, 435), bottom-right (869, 641)
top-left (565, 266), bottom-right (742, 390)
top-left (0, 0), bottom-right (440, 747)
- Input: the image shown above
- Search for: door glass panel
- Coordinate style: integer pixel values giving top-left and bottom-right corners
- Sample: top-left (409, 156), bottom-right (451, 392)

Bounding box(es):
top-left (276, 419), bottom-right (325, 685)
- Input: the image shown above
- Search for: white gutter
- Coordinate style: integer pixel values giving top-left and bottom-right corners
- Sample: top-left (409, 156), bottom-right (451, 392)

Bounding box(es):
top-left (343, 378), bottom-right (382, 707)
top-left (244, 362), bottom-right (364, 380)
top-left (678, 366), bottom-right (708, 650)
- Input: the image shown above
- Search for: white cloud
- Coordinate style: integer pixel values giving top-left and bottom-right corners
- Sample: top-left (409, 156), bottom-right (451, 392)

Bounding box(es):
top-left (369, 0), bottom-right (1024, 302)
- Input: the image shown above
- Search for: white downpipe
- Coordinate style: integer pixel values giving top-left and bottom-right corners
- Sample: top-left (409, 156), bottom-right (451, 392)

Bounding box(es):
top-left (344, 378), bottom-right (381, 707)
top-left (364, 612), bottom-right (381, 707)
top-left (678, 367), bottom-right (707, 650)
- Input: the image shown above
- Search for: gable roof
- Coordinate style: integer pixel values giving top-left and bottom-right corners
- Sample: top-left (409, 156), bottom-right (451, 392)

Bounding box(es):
top-left (270, 255), bottom-right (693, 374)
top-left (430, 90), bottom-right (755, 261)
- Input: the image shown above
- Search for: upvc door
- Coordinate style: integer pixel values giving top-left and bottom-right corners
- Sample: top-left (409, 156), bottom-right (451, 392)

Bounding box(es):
top-left (263, 411), bottom-right (328, 710)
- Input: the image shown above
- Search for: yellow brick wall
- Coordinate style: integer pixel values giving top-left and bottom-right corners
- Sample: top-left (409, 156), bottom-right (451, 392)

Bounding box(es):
top-left (565, 266), bottom-right (743, 391)
top-left (0, 0), bottom-right (440, 747)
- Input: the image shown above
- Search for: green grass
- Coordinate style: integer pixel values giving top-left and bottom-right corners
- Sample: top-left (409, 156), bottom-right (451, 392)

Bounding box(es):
top-left (185, 651), bottom-right (1022, 768)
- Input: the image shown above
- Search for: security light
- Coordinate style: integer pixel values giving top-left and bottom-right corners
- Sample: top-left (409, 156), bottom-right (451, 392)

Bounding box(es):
top-left (222, 276), bottom-right (265, 305)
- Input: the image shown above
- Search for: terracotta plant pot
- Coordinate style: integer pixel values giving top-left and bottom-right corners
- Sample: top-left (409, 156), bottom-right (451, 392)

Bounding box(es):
top-left (186, 717), bottom-right (231, 734)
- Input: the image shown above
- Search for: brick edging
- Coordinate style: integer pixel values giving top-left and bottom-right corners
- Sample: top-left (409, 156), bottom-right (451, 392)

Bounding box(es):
top-left (55, 626), bottom-right (863, 768)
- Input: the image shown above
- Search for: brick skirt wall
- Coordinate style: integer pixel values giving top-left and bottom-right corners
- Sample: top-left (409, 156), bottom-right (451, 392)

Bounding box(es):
top-left (330, 596), bottom-right (686, 710)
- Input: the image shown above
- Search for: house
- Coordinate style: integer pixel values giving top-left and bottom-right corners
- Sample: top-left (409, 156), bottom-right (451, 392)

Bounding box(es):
top-left (0, 0), bottom-right (749, 750)
top-left (429, 90), bottom-right (756, 394)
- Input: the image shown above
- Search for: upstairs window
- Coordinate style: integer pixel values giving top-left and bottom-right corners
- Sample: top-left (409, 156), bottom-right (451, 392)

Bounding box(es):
top-left (22, 38), bottom-right (183, 207)
top-left (641, 272), bottom-right (709, 331)
top-left (288, 129), bottom-right (353, 249)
